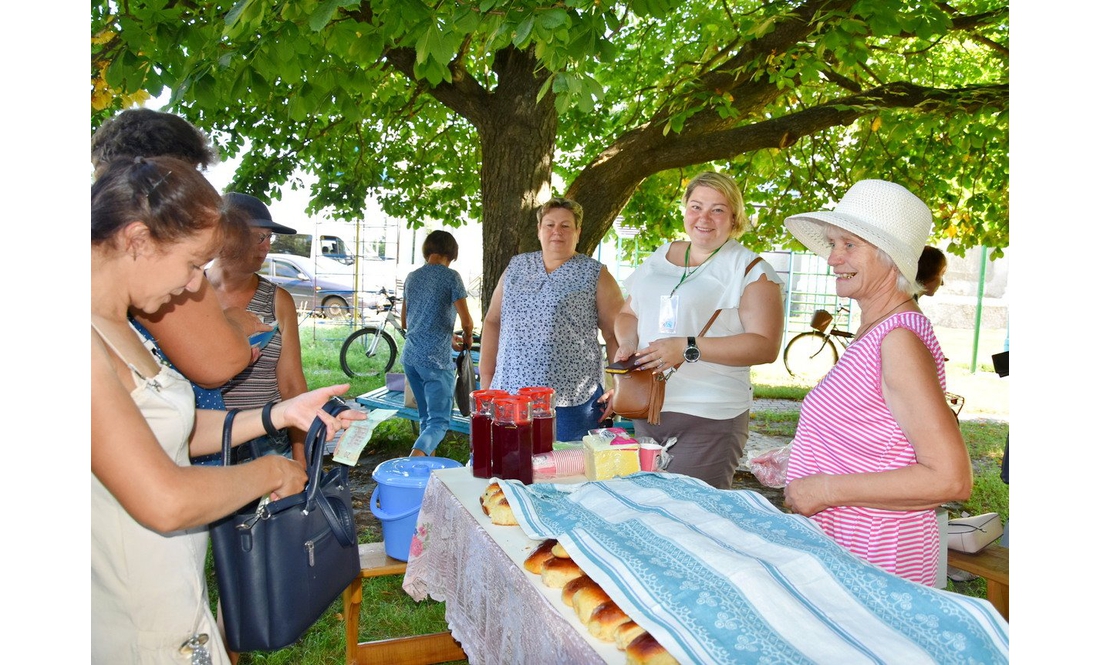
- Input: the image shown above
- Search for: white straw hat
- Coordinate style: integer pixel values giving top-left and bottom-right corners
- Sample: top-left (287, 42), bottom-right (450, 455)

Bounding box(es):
top-left (784, 180), bottom-right (932, 286)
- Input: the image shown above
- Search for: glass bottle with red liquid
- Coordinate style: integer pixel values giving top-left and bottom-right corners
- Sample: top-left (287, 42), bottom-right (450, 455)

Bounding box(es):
top-left (518, 386), bottom-right (556, 455)
top-left (469, 389), bottom-right (509, 479)
top-left (492, 395), bottom-right (534, 484)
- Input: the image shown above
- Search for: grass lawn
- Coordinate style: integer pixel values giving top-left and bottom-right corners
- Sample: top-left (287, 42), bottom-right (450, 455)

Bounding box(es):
top-left (229, 320), bottom-right (1008, 663)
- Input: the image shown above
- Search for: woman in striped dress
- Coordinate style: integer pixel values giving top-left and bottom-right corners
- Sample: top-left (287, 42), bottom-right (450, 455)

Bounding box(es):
top-left (782, 180), bottom-right (972, 586)
top-left (207, 193), bottom-right (309, 467)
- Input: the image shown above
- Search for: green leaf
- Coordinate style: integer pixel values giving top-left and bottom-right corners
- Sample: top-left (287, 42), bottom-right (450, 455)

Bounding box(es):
top-left (514, 16), bottom-right (535, 46)
top-left (538, 8), bottom-right (569, 31)
top-left (308, 0), bottom-right (343, 32)
top-left (225, 0), bottom-right (252, 31)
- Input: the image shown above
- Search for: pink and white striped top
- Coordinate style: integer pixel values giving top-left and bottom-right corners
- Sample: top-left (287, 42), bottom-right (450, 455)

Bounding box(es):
top-left (786, 311), bottom-right (946, 585)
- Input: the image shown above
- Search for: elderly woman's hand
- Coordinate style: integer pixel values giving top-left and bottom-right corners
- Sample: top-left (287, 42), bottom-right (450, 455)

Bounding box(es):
top-left (784, 474), bottom-right (833, 517)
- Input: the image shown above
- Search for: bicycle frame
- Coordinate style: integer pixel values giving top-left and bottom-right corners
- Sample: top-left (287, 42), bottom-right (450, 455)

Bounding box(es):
top-left (362, 302), bottom-right (405, 355)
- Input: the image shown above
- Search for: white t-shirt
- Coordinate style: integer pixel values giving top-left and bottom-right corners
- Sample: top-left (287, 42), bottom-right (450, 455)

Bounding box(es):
top-left (624, 240), bottom-right (782, 420)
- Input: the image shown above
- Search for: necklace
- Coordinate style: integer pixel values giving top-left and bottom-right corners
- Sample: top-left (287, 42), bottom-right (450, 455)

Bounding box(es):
top-left (670, 240), bottom-right (728, 296)
top-left (854, 299), bottom-right (911, 341)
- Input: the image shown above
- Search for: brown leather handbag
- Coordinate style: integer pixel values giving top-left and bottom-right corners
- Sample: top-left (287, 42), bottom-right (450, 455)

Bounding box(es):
top-left (610, 257), bottom-right (762, 425)
top-left (609, 360), bottom-right (668, 424)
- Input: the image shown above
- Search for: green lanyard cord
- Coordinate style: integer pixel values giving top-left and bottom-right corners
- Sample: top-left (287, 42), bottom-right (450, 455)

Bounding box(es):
top-left (670, 239), bottom-right (728, 296)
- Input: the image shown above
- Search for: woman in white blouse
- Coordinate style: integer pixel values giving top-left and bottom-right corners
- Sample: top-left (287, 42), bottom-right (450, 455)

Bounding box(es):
top-left (613, 172), bottom-right (784, 488)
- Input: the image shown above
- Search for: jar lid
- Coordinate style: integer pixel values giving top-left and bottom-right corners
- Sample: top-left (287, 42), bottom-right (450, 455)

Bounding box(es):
top-left (493, 395), bottom-right (532, 423)
top-left (371, 456), bottom-right (463, 488)
top-left (518, 386), bottom-right (555, 411)
top-left (471, 389), bottom-right (511, 411)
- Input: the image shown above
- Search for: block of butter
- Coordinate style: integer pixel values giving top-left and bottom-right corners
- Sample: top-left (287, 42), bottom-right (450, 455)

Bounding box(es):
top-left (583, 434), bottom-right (640, 480)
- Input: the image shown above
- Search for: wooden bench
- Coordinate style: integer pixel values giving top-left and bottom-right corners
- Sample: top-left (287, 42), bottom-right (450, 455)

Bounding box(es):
top-left (947, 544), bottom-right (1009, 620)
top-left (343, 542), bottom-right (466, 665)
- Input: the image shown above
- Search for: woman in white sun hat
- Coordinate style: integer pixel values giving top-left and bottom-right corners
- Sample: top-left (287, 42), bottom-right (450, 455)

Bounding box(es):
top-left (782, 179), bottom-right (972, 586)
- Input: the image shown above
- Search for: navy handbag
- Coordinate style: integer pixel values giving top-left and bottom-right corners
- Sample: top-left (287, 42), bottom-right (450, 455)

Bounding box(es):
top-left (210, 400), bottom-right (360, 652)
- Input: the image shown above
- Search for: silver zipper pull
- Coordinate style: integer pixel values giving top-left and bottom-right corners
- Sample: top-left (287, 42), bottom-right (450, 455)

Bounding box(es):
top-left (306, 540), bottom-right (315, 566)
top-left (179, 633), bottom-right (212, 665)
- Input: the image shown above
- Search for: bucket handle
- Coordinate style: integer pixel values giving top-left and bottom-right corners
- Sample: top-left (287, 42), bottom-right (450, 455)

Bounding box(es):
top-left (369, 485), bottom-right (423, 522)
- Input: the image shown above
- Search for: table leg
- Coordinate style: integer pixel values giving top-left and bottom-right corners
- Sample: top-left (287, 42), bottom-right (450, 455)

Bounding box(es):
top-left (986, 580), bottom-right (1008, 621)
top-left (344, 577), bottom-right (364, 665)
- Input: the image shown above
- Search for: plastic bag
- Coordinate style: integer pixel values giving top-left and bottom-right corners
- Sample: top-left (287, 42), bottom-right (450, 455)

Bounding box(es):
top-left (749, 443), bottom-right (792, 488)
top-left (454, 349), bottom-right (475, 416)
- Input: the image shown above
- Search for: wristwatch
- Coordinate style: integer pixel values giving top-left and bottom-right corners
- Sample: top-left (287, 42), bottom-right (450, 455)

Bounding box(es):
top-left (683, 337), bottom-right (701, 363)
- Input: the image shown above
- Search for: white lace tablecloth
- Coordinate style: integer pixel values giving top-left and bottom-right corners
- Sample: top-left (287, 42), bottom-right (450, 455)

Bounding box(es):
top-left (402, 468), bottom-right (617, 664)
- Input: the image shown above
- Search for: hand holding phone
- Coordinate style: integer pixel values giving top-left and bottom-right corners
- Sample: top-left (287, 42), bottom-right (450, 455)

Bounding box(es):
top-left (249, 322), bottom-right (279, 350)
top-left (606, 354), bottom-right (642, 373)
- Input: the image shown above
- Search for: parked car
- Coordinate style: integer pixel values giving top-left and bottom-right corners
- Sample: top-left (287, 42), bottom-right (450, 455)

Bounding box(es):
top-left (259, 253), bottom-right (359, 319)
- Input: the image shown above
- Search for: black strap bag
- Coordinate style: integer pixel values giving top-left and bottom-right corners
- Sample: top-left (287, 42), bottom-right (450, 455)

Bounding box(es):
top-left (210, 400), bottom-right (361, 652)
top-left (454, 347), bottom-right (476, 417)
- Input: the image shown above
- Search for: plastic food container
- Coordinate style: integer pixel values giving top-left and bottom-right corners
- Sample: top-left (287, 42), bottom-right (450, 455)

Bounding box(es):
top-left (370, 456), bottom-right (463, 560)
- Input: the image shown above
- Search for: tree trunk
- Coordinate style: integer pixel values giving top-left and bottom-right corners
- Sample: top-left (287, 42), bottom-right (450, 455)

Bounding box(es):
top-left (475, 47), bottom-right (557, 315)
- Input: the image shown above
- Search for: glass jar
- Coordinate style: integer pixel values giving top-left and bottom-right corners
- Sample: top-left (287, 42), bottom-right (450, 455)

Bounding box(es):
top-left (492, 395), bottom-right (533, 484)
top-left (469, 389), bottom-right (509, 478)
top-left (518, 386), bottom-right (556, 455)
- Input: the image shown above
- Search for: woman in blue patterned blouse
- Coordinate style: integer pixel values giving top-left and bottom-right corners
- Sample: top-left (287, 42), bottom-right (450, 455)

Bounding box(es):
top-left (479, 198), bottom-right (624, 442)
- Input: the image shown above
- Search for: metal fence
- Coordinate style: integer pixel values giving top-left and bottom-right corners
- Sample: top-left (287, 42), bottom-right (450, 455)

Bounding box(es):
top-left (760, 250), bottom-right (853, 346)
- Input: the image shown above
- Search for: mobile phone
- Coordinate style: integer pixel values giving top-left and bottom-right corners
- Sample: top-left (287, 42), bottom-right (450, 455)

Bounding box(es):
top-left (606, 355), bottom-right (641, 374)
top-left (249, 322), bottom-right (279, 349)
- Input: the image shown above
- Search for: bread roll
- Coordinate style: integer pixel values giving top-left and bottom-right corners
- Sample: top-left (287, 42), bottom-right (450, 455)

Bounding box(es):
top-left (481, 481), bottom-right (502, 504)
top-left (540, 556), bottom-right (583, 588)
top-left (480, 485), bottom-right (504, 515)
top-left (614, 621), bottom-right (647, 651)
top-left (626, 633), bottom-right (678, 665)
top-left (573, 584), bottom-right (612, 623)
top-left (523, 539), bottom-right (559, 575)
top-left (587, 600), bottom-right (630, 641)
top-left (488, 496), bottom-right (518, 526)
top-left (551, 542), bottom-right (570, 559)
top-left (561, 575), bottom-right (597, 608)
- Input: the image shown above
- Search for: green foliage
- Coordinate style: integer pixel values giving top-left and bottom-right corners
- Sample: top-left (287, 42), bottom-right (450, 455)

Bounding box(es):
top-left (93, 0), bottom-right (1009, 279)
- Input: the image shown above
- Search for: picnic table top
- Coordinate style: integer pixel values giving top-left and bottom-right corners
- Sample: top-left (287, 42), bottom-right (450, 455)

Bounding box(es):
top-left (355, 386), bottom-right (472, 435)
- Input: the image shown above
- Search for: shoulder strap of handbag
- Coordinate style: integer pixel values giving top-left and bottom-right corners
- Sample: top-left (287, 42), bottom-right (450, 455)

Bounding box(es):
top-left (667, 255), bottom-right (764, 373)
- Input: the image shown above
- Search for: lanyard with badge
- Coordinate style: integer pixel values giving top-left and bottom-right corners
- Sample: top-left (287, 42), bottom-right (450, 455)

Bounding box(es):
top-left (659, 240), bottom-right (728, 334)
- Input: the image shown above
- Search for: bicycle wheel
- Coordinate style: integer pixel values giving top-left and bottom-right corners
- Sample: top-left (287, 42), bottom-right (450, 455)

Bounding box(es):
top-left (783, 331), bottom-right (838, 383)
top-left (340, 327), bottom-right (398, 378)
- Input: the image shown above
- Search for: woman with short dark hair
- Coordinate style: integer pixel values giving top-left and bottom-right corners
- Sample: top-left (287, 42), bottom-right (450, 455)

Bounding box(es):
top-left (479, 198), bottom-right (624, 441)
top-left (916, 245), bottom-right (948, 298)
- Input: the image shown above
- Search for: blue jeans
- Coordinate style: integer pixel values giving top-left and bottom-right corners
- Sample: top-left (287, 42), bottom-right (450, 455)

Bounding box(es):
top-left (403, 362), bottom-right (456, 455)
top-left (555, 385), bottom-right (606, 443)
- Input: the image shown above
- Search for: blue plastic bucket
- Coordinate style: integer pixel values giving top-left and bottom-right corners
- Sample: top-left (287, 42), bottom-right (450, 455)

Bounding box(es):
top-left (370, 456), bottom-right (462, 561)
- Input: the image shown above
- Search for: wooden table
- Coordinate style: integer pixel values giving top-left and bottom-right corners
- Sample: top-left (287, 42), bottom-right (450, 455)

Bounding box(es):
top-left (947, 544), bottom-right (1010, 620)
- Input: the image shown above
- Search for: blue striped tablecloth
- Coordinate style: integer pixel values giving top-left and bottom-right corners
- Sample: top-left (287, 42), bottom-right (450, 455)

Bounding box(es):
top-left (499, 472), bottom-right (1008, 665)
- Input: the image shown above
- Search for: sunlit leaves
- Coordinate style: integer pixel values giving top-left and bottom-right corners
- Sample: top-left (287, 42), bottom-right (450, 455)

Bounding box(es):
top-left (92, 0), bottom-right (1009, 258)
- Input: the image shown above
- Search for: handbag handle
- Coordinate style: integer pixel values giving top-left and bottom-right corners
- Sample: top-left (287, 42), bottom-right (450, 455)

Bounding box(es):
top-left (219, 401), bottom-right (357, 547)
top-left (302, 400), bottom-right (358, 547)
top-left (302, 399), bottom-right (350, 503)
top-left (221, 409), bottom-right (242, 467)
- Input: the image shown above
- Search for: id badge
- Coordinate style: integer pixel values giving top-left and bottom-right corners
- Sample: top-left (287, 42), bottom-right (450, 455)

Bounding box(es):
top-left (659, 295), bottom-right (679, 334)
